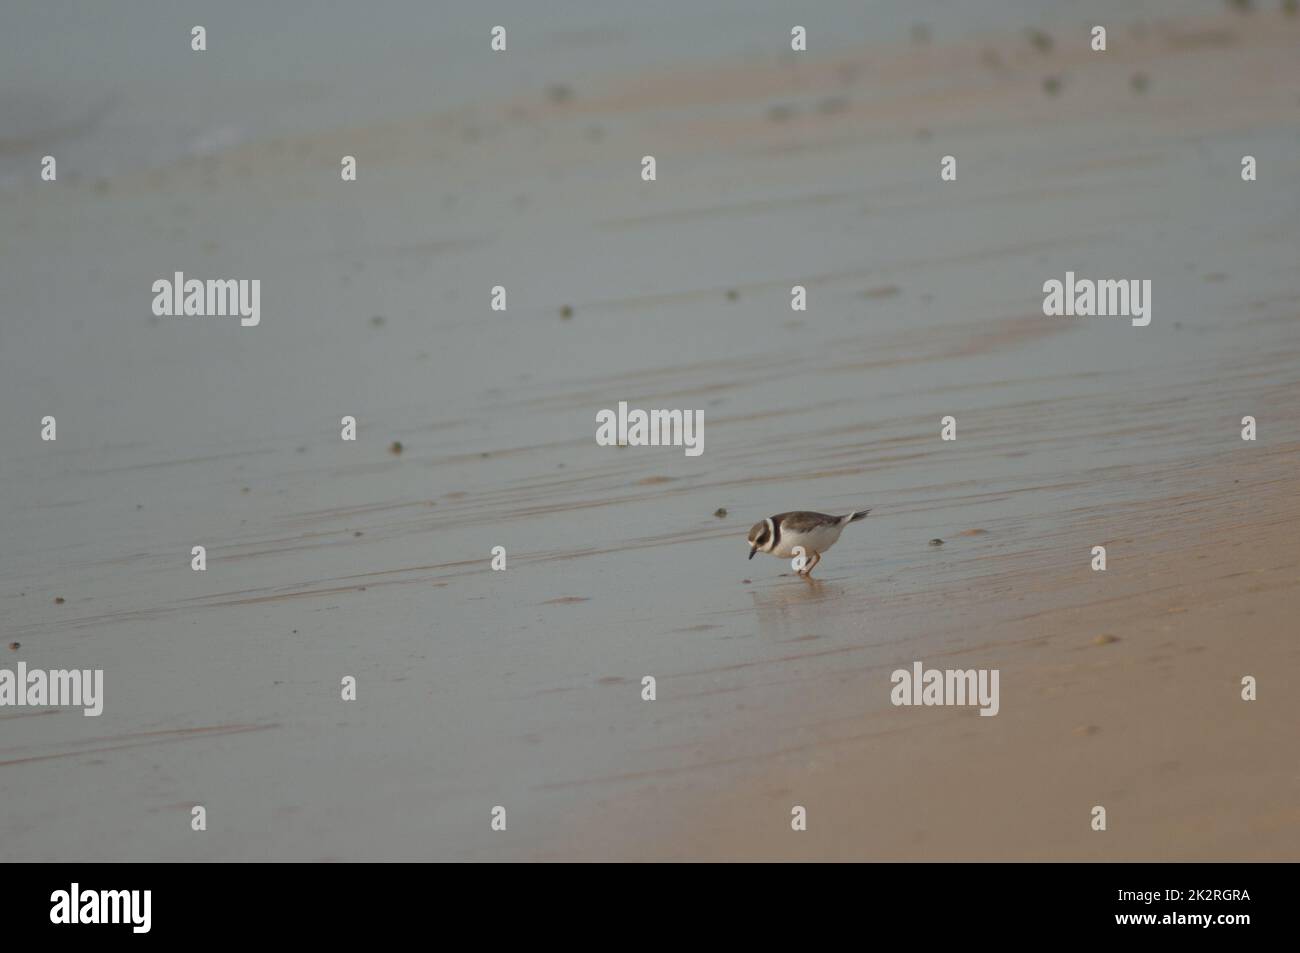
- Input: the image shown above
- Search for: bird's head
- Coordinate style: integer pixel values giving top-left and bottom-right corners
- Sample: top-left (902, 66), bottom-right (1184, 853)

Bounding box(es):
top-left (747, 519), bottom-right (773, 559)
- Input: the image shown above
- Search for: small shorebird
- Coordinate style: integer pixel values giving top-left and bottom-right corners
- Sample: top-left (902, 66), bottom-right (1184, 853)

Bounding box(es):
top-left (747, 509), bottom-right (871, 577)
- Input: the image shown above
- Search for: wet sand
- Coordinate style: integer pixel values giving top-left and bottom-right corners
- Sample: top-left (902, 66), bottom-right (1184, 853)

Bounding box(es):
top-left (1, 4), bottom-right (1298, 860)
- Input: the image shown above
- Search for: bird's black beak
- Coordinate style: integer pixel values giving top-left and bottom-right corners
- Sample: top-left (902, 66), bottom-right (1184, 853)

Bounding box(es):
top-left (748, 547), bottom-right (756, 560)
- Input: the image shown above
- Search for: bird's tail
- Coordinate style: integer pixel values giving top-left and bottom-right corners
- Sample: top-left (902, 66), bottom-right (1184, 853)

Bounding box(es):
top-left (845, 508), bottom-right (871, 523)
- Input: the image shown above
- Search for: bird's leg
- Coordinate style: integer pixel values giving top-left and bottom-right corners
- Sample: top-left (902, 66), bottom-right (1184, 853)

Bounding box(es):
top-left (803, 551), bottom-right (821, 577)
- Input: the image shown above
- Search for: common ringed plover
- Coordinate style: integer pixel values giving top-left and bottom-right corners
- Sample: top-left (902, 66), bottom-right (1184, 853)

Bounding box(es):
top-left (747, 509), bottom-right (871, 577)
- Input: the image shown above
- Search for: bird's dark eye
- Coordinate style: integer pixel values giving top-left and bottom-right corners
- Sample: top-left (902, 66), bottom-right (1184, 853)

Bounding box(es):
top-left (755, 529), bottom-right (769, 546)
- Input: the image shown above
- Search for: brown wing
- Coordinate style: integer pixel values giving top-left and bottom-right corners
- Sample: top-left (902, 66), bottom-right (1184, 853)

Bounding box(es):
top-left (773, 511), bottom-right (842, 533)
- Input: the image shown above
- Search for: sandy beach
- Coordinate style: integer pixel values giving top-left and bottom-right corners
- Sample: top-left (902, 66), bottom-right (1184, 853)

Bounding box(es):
top-left (1, 1), bottom-right (1298, 861)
